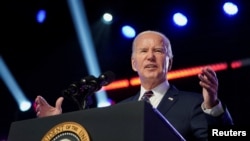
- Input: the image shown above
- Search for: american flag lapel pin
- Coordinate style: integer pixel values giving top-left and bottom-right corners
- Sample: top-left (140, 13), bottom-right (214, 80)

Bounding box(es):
top-left (168, 97), bottom-right (174, 101)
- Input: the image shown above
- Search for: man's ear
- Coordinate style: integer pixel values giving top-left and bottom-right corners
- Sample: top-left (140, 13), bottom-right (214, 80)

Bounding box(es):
top-left (168, 59), bottom-right (173, 71)
top-left (131, 58), bottom-right (137, 71)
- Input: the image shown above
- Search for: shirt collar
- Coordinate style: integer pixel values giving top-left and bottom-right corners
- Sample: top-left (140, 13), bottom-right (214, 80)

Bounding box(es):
top-left (140, 80), bottom-right (170, 97)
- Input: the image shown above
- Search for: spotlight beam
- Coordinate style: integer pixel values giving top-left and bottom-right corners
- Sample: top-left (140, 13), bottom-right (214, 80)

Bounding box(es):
top-left (67, 0), bottom-right (110, 107)
top-left (0, 56), bottom-right (31, 111)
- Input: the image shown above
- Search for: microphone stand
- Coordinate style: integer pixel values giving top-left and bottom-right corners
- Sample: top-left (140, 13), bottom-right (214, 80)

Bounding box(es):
top-left (62, 83), bottom-right (95, 110)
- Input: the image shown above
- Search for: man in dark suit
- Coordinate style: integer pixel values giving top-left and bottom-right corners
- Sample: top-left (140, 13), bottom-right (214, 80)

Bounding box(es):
top-left (35, 30), bottom-right (233, 140)
top-left (121, 30), bottom-right (233, 140)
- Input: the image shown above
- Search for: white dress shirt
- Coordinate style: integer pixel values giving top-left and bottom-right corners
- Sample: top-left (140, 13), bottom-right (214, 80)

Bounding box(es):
top-left (139, 80), bottom-right (170, 108)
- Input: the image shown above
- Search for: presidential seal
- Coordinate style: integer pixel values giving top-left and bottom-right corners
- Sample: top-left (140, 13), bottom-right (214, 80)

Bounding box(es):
top-left (41, 121), bottom-right (90, 141)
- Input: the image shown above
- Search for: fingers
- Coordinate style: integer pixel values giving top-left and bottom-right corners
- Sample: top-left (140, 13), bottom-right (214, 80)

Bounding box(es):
top-left (198, 67), bottom-right (218, 93)
top-left (35, 96), bottom-right (40, 106)
top-left (55, 97), bottom-right (64, 109)
top-left (35, 96), bottom-right (45, 106)
top-left (35, 96), bottom-right (64, 117)
top-left (35, 104), bottom-right (40, 112)
top-left (36, 110), bottom-right (41, 117)
top-left (35, 101), bottom-right (42, 117)
top-left (39, 96), bottom-right (49, 106)
top-left (35, 96), bottom-right (41, 113)
top-left (35, 95), bottom-right (49, 117)
top-left (198, 67), bottom-right (218, 85)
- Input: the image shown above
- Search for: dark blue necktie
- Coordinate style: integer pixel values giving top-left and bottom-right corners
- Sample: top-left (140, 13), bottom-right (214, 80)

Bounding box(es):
top-left (140, 91), bottom-right (154, 104)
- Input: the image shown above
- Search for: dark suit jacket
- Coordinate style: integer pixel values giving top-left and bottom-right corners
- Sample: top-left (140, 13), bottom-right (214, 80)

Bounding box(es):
top-left (120, 85), bottom-right (233, 141)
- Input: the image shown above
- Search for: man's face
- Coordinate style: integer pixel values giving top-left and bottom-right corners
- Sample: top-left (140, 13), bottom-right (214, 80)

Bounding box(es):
top-left (131, 32), bottom-right (169, 82)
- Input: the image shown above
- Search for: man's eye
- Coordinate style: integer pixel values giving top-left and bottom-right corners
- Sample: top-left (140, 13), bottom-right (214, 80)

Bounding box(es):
top-left (155, 49), bottom-right (164, 53)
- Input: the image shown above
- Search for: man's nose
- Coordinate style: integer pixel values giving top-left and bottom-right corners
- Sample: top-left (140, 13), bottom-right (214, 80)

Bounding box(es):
top-left (146, 51), bottom-right (155, 60)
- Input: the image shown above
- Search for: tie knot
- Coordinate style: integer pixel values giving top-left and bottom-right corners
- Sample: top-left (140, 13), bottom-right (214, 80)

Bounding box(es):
top-left (141, 91), bottom-right (154, 102)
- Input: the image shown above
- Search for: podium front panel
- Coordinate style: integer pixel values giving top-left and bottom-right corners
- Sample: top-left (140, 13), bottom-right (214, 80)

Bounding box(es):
top-left (8, 101), bottom-right (185, 141)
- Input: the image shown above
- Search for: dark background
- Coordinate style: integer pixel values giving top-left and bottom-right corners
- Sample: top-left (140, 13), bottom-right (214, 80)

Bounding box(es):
top-left (1, 0), bottom-right (250, 139)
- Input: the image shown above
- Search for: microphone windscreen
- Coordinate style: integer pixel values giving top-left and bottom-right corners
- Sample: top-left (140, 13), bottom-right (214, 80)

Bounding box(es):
top-left (99, 71), bottom-right (115, 86)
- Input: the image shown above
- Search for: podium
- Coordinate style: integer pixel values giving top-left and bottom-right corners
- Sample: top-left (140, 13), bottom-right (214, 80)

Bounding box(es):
top-left (8, 101), bottom-right (185, 141)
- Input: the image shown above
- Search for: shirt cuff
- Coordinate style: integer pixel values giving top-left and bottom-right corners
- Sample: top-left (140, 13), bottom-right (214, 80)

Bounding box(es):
top-left (201, 101), bottom-right (224, 117)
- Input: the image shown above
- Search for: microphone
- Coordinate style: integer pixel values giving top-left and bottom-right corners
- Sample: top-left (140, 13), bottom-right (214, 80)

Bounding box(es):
top-left (98, 71), bottom-right (115, 87)
top-left (79, 71), bottom-right (116, 93)
top-left (62, 71), bottom-right (115, 110)
top-left (79, 75), bottom-right (99, 93)
top-left (62, 75), bottom-right (98, 110)
top-left (62, 82), bottom-right (79, 97)
top-left (63, 71), bottom-right (115, 96)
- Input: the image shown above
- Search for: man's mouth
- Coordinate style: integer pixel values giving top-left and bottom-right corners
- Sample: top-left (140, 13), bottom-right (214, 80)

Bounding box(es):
top-left (145, 64), bottom-right (157, 68)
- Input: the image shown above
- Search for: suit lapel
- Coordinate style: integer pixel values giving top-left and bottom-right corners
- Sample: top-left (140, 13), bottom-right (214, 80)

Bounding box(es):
top-left (157, 85), bottom-right (179, 114)
top-left (131, 92), bottom-right (140, 101)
